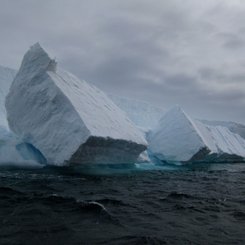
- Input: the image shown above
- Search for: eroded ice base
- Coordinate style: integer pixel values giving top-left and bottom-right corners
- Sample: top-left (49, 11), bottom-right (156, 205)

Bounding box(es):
top-left (69, 136), bottom-right (147, 165)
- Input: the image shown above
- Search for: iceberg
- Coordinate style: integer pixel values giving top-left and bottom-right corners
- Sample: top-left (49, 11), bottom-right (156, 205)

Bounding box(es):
top-left (148, 106), bottom-right (245, 163)
top-left (6, 43), bottom-right (147, 166)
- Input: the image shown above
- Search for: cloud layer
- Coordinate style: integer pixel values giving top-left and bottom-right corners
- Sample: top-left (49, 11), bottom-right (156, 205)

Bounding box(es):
top-left (0, 0), bottom-right (245, 123)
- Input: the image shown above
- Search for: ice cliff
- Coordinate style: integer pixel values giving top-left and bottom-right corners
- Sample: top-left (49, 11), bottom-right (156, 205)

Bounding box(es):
top-left (6, 43), bottom-right (147, 166)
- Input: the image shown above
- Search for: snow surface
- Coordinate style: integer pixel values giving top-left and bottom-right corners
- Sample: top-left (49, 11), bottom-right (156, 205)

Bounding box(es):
top-left (148, 106), bottom-right (245, 163)
top-left (0, 66), bottom-right (16, 129)
top-left (109, 94), bottom-right (165, 131)
top-left (200, 120), bottom-right (245, 140)
top-left (6, 43), bottom-right (147, 166)
top-left (195, 121), bottom-right (245, 158)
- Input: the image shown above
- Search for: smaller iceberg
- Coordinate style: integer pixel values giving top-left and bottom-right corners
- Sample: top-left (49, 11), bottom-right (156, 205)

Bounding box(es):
top-left (148, 106), bottom-right (245, 164)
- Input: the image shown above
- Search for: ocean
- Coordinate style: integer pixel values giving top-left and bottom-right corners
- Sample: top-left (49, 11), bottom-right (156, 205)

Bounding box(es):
top-left (0, 163), bottom-right (245, 245)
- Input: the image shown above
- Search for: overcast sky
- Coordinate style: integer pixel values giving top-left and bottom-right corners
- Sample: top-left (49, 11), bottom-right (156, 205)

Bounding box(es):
top-left (0, 0), bottom-right (245, 123)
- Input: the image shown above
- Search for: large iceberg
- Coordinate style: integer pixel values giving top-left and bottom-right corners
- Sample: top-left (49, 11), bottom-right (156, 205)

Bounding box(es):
top-left (148, 106), bottom-right (245, 163)
top-left (6, 43), bottom-right (147, 166)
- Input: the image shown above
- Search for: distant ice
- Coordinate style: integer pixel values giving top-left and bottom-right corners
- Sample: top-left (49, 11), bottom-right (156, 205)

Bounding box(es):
top-left (109, 94), bottom-right (165, 131)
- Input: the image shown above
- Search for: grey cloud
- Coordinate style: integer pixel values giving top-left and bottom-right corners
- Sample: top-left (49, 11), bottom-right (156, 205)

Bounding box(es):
top-left (165, 74), bottom-right (198, 88)
top-left (0, 0), bottom-right (245, 123)
top-left (217, 32), bottom-right (245, 49)
top-left (198, 66), bottom-right (245, 86)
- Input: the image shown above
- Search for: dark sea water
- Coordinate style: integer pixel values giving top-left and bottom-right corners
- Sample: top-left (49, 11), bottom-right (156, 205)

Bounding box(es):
top-left (1, 163), bottom-right (245, 245)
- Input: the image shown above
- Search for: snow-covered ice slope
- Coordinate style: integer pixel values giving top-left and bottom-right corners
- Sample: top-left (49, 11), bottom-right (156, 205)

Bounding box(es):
top-left (195, 121), bottom-right (245, 160)
top-left (6, 43), bottom-right (147, 166)
top-left (200, 120), bottom-right (245, 140)
top-left (109, 94), bottom-right (165, 131)
top-left (148, 106), bottom-right (245, 163)
top-left (0, 66), bottom-right (16, 129)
